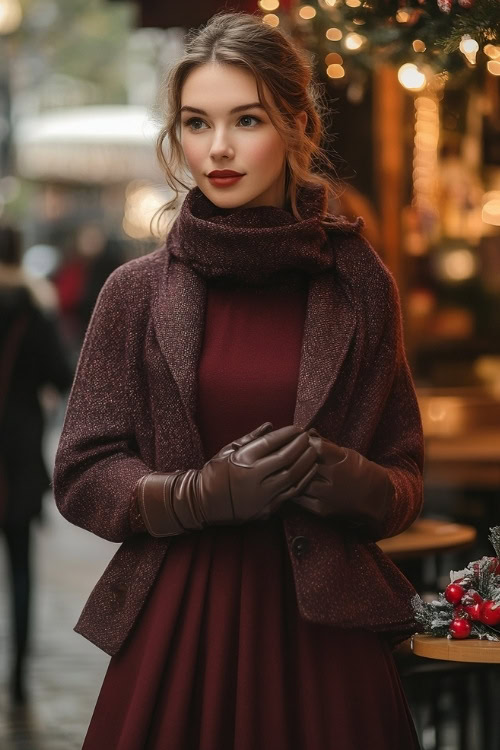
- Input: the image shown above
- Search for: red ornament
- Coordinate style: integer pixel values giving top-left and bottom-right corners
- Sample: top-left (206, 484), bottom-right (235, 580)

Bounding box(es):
top-left (449, 618), bottom-right (472, 639)
top-left (479, 600), bottom-right (500, 626)
top-left (445, 582), bottom-right (465, 605)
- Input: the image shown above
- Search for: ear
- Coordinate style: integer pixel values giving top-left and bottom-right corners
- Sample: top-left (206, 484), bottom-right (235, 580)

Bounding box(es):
top-left (296, 111), bottom-right (307, 133)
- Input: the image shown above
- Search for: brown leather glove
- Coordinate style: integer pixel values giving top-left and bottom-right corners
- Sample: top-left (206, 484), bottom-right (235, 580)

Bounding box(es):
top-left (293, 429), bottom-right (394, 536)
top-left (136, 423), bottom-right (318, 537)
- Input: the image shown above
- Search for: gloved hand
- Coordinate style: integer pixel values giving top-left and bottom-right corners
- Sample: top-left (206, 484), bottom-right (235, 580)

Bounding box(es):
top-left (136, 423), bottom-right (318, 537)
top-left (292, 429), bottom-right (394, 535)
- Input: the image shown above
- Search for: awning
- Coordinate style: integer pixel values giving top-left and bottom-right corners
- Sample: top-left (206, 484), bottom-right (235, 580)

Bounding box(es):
top-left (14, 105), bottom-right (163, 184)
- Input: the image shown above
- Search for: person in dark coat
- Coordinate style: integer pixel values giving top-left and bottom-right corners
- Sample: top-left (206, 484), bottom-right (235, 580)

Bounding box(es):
top-left (0, 225), bottom-right (73, 704)
top-left (54, 13), bottom-right (424, 750)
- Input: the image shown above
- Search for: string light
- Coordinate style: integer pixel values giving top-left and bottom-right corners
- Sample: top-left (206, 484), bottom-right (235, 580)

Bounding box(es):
top-left (298, 5), bottom-right (316, 19)
top-left (413, 40), bottom-right (426, 53)
top-left (345, 0), bottom-right (361, 7)
top-left (482, 191), bottom-right (500, 226)
top-left (398, 63), bottom-right (426, 91)
top-left (343, 33), bottom-right (366, 52)
top-left (487, 60), bottom-right (500, 76)
top-left (396, 10), bottom-right (410, 23)
top-left (412, 96), bottom-right (439, 223)
top-left (262, 13), bottom-right (280, 26)
top-left (326, 27), bottom-right (342, 41)
top-left (258, 0), bottom-right (280, 10)
top-left (326, 64), bottom-right (345, 78)
top-left (459, 35), bottom-right (479, 65)
top-left (325, 52), bottom-right (343, 65)
top-left (484, 44), bottom-right (500, 59)
top-left (0, 0), bottom-right (22, 34)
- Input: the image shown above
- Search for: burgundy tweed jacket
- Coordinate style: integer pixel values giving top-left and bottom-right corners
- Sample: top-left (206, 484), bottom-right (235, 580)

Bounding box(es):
top-left (54, 228), bottom-right (424, 656)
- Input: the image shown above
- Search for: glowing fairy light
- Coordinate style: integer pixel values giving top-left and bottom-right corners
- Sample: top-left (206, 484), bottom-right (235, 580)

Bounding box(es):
top-left (398, 63), bottom-right (426, 91)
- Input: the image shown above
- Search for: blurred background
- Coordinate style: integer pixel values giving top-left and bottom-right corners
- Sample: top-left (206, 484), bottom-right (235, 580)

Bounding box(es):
top-left (0, 1), bottom-right (499, 749)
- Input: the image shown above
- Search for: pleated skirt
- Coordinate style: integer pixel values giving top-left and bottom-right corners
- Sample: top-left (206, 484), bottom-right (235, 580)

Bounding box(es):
top-left (82, 517), bottom-right (419, 750)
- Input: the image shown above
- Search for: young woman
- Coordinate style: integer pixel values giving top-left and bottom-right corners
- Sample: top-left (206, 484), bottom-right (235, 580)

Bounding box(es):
top-left (54, 12), bottom-right (423, 749)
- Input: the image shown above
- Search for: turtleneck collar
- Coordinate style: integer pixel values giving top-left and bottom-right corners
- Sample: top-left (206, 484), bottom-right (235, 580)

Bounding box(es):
top-left (167, 182), bottom-right (336, 284)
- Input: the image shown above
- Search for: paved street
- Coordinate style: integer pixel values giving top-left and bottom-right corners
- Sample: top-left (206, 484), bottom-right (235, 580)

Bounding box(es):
top-left (0, 415), bottom-right (118, 749)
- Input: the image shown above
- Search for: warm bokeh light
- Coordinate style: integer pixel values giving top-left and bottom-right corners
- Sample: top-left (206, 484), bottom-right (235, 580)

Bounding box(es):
top-left (298, 5), bottom-right (317, 19)
top-left (482, 192), bottom-right (500, 226)
top-left (437, 248), bottom-right (477, 282)
top-left (326, 27), bottom-right (342, 41)
top-left (412, 96), bottom-right (439, 219)
top-left (487, 60), bottom-right (500, 76)
top-left (326, 63), bottom-right (345, 78)
top-left (413, 40), bottom-right (426, 53)
top-left (344, 33), bottom-right (366, 51)
top-left (262, 13), bottom-right (280, 26)
top-left (0, 0), bottom-right (22, 34)
top-left (398, 63), bottom-right (426, 91)
top-left (258, 0), bottom-right (279, 10)
top-left (396, 10), bottom-right (410, 22)
top-left (325, 52), bottom-right (343, 65)
top-left (123, 181), bottom-right (168, 239)
top-left (459, 36), bottom-right (479, 65)
top-left (345, 0), bottom-right (361, 7)
top-left (484, 44), bottom-right (500, 59)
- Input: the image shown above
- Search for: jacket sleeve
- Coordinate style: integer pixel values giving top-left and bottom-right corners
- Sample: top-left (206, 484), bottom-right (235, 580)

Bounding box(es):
top-left (359, 269), bottom-right (424, 540)
top-left (53, 266), bottom-right (150, 543)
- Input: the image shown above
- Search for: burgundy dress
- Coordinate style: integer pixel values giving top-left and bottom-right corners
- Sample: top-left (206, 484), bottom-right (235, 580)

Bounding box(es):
top-left (82, 276), bottom-right (419, 750)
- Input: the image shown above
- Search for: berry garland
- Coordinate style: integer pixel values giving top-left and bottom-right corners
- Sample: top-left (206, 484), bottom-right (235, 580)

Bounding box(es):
top-left (412, 526), bottom-right (500, 640)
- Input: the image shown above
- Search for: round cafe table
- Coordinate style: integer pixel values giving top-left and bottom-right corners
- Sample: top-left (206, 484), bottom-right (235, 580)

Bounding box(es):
top-left (412, 634), bottom-right (500, 664)
top-left (377, 518), bottom-right (476, 560)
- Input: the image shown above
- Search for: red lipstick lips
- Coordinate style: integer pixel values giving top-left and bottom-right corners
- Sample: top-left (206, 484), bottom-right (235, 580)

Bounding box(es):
top-left (207, 170), bottom-right (245, 188)
top-left (208, 170), bottom-right (244, 177)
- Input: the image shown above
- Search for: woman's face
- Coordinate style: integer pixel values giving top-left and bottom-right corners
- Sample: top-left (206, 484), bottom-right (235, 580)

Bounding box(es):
top-left (180, 63), bottom-right (287, 210)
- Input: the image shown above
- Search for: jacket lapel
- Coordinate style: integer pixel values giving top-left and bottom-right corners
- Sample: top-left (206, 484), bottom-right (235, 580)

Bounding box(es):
top-left (152, 248), bottom-right (356, 448)
top-left (152, 253), bottom-right (206, 462)
top-left (294, 273), bottom-right (356, 429)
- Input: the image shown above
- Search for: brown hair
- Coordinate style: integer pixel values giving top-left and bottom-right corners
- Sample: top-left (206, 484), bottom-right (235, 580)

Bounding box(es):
top-left (154, 11), bottom-right (342, 231)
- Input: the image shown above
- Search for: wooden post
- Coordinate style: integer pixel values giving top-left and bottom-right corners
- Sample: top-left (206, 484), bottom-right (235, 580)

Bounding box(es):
top-left (373, 65), bottom-right (405, 286)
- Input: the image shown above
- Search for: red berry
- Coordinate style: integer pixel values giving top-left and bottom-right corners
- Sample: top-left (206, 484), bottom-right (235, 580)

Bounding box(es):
top-left (463, 603), bottom-right (481, 621)
top-left (445, 583), bottom-right (465, 605)
top-left (449, 618), bottom-right (472, 639)
top-left (479, 600), bottom-right (500, 626)
top-left (489, 558), bottom-right (500, 576)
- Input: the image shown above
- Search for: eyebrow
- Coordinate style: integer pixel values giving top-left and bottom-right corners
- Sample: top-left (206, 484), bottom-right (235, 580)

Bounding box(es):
top-left (180, 102), bottom-right (265, 115)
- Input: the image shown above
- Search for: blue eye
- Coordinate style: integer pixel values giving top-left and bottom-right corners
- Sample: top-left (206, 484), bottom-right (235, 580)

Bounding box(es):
top-left (184, 117), bottom-right (206, 131)
top-left (238, 115), bottom-right (261, 127)
top-left (183, 114), bottom-right (261, 131)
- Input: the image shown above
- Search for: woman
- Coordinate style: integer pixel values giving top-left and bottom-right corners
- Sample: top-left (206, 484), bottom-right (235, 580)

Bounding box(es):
top-left (0, 225), bottom-right (73, 704)
top-left (54, 12), bottom-right (423, 749)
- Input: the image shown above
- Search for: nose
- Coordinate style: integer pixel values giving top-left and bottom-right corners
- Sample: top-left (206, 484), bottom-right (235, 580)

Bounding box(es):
top-left (209, 127), bottom-right (234, 161)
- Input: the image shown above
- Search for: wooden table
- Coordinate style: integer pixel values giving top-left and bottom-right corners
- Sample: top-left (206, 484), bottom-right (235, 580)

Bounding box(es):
top-left (424, 430), bottom-right (500, 488)
top-left (418, 389), bottom-right (500, 489)
top-left (412, 634), bottom-right (500, 664)
top-left (378, 518), bottom-right (476, 560)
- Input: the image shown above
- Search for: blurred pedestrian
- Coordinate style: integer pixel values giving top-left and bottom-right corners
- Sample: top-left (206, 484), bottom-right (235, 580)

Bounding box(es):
top-left (0, 224), bottom-right (73, 704)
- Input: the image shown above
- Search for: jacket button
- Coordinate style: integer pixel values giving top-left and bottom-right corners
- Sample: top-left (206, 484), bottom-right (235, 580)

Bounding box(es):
top-left (291, 535), bottom-right (309, 559)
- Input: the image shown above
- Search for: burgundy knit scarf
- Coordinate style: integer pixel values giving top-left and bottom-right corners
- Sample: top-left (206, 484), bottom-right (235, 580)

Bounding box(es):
top-left (167, 182), bottom-right (360, 284)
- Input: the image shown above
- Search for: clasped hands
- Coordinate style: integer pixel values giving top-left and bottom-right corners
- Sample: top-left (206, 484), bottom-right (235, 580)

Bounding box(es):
top-left (137, 422), bottom-right (392, 537)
